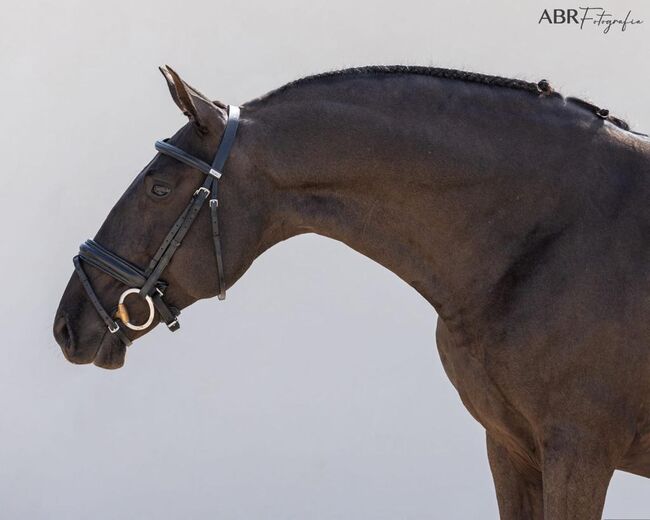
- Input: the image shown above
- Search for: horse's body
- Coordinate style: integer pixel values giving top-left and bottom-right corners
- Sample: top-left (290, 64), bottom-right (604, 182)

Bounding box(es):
top-left (54, 66), bottom-right (650, 518)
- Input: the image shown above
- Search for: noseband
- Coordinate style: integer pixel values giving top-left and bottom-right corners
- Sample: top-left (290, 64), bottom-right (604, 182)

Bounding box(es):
top-left (73, 105), bottom-right (241, 346)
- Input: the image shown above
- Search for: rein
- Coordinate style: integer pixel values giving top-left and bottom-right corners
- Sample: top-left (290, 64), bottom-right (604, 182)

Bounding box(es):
top-left (73, 105), bottom-right (241, 346)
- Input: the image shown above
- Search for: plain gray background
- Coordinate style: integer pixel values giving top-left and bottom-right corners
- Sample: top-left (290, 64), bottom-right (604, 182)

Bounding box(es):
top-left (1, 0), bottom-right (648, 518)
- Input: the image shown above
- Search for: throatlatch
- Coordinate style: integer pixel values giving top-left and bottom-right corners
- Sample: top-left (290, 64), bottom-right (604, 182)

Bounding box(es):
top-left (73, 105), bottom-right (241, 346)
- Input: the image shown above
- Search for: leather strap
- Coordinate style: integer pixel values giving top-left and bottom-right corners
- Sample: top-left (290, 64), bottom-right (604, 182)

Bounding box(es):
top-left (211, 105), bottom-right (240, 172)
top-left (209, 105), bottom-right (240, 299)
top-left (210, 193), bottom-right (226, 300)
top-left (138, 180), bottom-right (211, 297)
top-left (79, 240), bottom-right (151, 288)
top-left (154, 140), bottom-right (223, 178)
top-left (73, 255), bottom-right (132, 346)
top-left (144, 203), bottom-right (193, 277)
top-left (151, 291), bottom-right (180, 331)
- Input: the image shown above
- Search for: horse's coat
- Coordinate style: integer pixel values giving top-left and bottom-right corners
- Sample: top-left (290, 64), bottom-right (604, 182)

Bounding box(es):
top-left (54, 65), bottom-right (650, 519)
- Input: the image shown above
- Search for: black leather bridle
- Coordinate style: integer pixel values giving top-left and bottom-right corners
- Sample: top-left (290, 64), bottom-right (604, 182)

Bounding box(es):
top-left (73, 105), bottom-right (241, 346)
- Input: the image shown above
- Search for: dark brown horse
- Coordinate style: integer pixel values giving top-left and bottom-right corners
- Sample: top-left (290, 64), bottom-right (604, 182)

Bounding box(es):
top-left (54, 65), bottom-right (650, 519)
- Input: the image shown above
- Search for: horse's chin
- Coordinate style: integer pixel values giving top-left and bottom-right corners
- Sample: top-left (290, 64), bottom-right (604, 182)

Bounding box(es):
top-left (93, 335), bottom-right (127, 369)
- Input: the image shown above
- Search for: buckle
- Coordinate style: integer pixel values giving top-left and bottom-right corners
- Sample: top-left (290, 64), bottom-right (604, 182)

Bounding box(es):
top-left (194, 187), bottom-right (210, 197)
top-left (209, 198), bottom-right (219, 208)
top-left (107, 321), bottom-right (120, 334)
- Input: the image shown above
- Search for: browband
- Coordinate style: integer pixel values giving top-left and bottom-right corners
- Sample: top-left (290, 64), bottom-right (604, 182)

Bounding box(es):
top-left (155, 140), bottom-right (222, 178)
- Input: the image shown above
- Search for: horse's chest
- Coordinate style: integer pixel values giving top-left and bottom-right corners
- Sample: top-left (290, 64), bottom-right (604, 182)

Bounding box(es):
top-left (435, 317), bottom-right (539, 461)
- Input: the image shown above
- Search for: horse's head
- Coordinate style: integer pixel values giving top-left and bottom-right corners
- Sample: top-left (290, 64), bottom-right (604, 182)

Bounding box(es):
top-left (54, 66), bottom-right (271, 369)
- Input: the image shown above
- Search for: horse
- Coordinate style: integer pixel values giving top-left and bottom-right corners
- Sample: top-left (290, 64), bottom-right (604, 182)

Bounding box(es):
top-left (54, 65), bottom-right (650, 519)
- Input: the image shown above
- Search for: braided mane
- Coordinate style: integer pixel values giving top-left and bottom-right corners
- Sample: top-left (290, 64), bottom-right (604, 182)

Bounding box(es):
top-left (259, 65), bottom-right (632, 132)
top-left (284, 65), bottom-right (541, 94)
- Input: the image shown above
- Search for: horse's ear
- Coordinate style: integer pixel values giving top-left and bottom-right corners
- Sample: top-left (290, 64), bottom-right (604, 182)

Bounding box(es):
top-left (159, 65), bottom-right (222, 129)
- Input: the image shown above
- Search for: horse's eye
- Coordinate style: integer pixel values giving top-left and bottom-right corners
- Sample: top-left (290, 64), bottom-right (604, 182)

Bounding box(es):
top-left (152, 184), bottom-right (171, 197)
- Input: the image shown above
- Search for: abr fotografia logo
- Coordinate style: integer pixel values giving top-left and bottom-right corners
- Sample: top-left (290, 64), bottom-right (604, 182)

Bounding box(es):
top-left (538, 8), bottom-right (643, 33)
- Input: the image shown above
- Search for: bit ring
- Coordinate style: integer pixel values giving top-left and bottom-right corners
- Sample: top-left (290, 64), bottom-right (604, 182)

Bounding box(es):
top-left (116, 288), bottom-right (155, 331)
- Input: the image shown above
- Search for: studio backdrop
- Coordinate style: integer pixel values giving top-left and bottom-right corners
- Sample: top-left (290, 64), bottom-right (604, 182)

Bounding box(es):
top-left (1, 0), bottom-right (648, 518)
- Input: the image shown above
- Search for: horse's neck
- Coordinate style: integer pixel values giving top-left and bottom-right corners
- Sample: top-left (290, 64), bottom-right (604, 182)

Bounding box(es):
top-left (247, 84), bottom-right (597, 326)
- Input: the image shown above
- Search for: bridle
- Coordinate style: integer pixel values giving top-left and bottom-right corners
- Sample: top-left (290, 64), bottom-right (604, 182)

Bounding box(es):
top-left (73, 105), bottom-right (241, 347)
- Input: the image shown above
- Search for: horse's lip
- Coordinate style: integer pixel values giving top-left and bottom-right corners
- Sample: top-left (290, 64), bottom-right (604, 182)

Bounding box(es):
top-left (93, 329), bottom-right (127, 369)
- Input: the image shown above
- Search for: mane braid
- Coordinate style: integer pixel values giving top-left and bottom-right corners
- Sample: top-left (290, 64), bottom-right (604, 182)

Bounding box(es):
top-left (282, 65), bottom-right (541, 95)
top-left (258, 65), bottom-right (632, 132)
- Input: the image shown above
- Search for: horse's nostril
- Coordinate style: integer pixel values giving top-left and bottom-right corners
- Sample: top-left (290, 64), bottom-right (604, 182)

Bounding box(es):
top-left (53, 315), bottom-right (74, 352)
